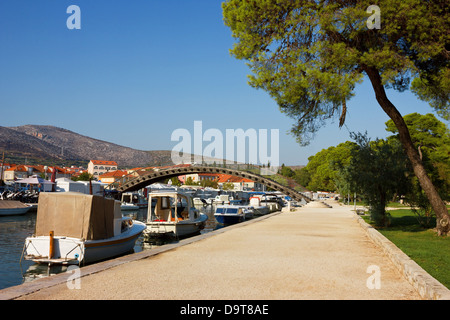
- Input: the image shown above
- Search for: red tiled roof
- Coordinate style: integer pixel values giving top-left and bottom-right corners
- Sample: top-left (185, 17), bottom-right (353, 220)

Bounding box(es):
top-left (28, 165), bottom-right (49, 173)
top-left (217, 174), bottom-right (253, 183)
top-left (90, 160), bottom-right (118, 166)
top-left (5, 165), bottom-right (28, 172)
top-left (98, 170), bottom-right (128, 178)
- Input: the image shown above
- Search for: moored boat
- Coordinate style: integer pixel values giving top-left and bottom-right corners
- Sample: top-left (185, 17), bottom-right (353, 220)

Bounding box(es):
top-left (120, 191), bottom-right (148, 210)
top-left (144, 190), bottom-right (208, 239)
top-left (249, 196), bottom-right (271, 216)
top-left (214, 194), bottom-right (231, 205)
top-left (0, 200), bottom-right (31, 216)
top-left (214, 205), bottom-right (254, 225)
top-left (260, 193), bottom-right (284, 212)
top-left (22, 192), bottom-right (145, 265)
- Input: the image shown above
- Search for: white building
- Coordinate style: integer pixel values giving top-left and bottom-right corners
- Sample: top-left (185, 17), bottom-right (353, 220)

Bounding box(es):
top-left (87, 160), bottom-right (118, 180)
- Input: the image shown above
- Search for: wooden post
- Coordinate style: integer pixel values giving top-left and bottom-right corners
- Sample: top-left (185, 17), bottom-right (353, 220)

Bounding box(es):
top-left (49, 231), bottom-right (54, 259)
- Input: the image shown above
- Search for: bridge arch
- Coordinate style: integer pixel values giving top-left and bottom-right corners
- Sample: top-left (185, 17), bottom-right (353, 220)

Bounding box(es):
top-left (115, 166), bottom-right (310, 202)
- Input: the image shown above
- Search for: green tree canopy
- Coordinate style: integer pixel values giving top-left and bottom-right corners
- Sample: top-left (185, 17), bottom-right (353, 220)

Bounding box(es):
top-left (222, 182), bottom-right (235, 190)
top-left (386, 113), bottom-right (450, 170)
top-left (279, 164), bottom-right (295, 178)
top-left (339, 133), bottom-right (409, 227)
top-left (223, 0), bottom-right (450, 235)
top-left (223, 1), bottom-right (449, 142)
top-left (304, 141), bottom-right (357, 192)
top-left (184, 177), bottom-right (197, 186)
top-left (71, 172), bottom-right (93, 181)
top-left (293, 167), bottom-right (311, 189)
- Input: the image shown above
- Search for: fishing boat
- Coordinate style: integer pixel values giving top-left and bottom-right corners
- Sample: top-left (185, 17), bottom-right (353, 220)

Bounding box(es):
top-left (120, 191), bottom-right (147, 210)
top-left (22, 192), bottom-right (146, 265)
top-left (214, 205), bottom-right (254, 225)
top-left (144, 190), bottom-right (208, 238)
top-left (0, 200), bottom-right (31, 216)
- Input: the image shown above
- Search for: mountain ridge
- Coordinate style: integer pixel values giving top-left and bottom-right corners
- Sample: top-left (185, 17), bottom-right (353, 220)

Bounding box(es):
top-left (0, 125), bottom-right (174, 168)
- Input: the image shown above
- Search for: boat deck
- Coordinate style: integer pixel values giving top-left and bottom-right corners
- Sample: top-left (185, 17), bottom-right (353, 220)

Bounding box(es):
top-left (23, 255), bottom-right (79, 265)
top-left (0, 200), bottom-right (29, 209)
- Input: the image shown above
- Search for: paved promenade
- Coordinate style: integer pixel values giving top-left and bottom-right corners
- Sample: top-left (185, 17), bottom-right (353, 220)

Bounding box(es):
top-left (2, 202), bottom-right (427, 300)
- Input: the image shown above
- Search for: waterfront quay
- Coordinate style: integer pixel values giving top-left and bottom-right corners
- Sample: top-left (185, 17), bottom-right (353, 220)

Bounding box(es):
top-left (1, 201), bottom-right (444, 300)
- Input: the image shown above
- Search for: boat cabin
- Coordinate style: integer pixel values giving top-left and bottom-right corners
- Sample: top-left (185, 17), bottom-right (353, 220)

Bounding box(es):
top-left (147, 191), bottom-right (198, 223)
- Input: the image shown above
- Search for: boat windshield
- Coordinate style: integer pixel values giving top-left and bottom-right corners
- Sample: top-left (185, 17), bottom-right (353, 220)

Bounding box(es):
top-left (216, 207), bottom-right (239, 214)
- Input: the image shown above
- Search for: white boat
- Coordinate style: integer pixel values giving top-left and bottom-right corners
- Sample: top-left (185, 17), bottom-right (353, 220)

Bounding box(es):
top-left (22, 192), bottom-right (146, 265)
top-left (144, 190), bottom-right (208, 238)
top-left (214, 194), bottom-right (231, 205)
top-left (0, 200), bottom-right (31, 216)
top-left (193, 197), bottom-right (207, 207)
top-left (214, 205), bottom-right (254, 225)
top-left (249, 196), bottom-right (271, 216)
top-left (121, 192), bottom-right (148, 210)
top-left (260, 193), bottom-right (284, 212)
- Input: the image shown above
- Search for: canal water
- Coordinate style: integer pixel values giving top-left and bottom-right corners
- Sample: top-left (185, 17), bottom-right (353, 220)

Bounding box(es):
top-left (0, 205), bottom-right (222, 290)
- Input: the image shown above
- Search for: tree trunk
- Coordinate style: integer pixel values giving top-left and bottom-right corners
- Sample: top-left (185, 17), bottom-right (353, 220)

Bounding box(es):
top-left (365, 66), bottom-right (450, 236)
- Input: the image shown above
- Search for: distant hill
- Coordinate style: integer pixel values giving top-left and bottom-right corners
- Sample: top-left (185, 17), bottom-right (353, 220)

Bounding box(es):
top-left (0, 125), bottom-right (174, 168)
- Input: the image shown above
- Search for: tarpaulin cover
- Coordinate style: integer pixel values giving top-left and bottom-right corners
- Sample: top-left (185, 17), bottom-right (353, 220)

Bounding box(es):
top-left (35, 192), bottom-right (115, 240)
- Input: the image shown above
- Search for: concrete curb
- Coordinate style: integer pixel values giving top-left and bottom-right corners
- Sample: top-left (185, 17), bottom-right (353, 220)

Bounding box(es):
top-left (0, 211), bottom-right (282, 300)
top-left (354, 213), bottom-right (450, 300)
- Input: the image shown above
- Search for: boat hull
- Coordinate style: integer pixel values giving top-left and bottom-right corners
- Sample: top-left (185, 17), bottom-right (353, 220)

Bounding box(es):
top-left (24, 221), bottom-right (146, 265)
top-left (0, 207), bottom-right (30, 216)
top-left (252, 206), bottom-right (271, 216)
top-left (121, 204), bottom-right (140, 211)
top-left (214, 214), bottom-right (244, 225)
top-left (144, 213), bottom-right (208, 238)
top-left (0, 200), bottom-right (31, 216)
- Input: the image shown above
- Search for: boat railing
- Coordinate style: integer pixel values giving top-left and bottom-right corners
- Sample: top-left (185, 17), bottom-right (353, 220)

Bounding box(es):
top-left (20, 237), bottom-right (84, 268)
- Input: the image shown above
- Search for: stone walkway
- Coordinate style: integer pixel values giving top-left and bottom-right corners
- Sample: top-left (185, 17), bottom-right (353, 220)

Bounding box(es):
top-left (2, 202), bottom-right (427, 300)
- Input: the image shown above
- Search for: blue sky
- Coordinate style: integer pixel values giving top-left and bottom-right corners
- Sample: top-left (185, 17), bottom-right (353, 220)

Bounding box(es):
top-left (0, 0), bottom-right (442, 166)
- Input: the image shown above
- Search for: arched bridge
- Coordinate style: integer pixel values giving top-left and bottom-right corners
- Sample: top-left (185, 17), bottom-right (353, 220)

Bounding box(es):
top-left (115, 166), bottom-right (310, 203)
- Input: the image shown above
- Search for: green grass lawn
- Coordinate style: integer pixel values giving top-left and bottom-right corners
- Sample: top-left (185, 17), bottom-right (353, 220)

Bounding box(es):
top-left (346, 200), bottom-right (408, 207)
top-left (365, 209), bottom-right (450, 289)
